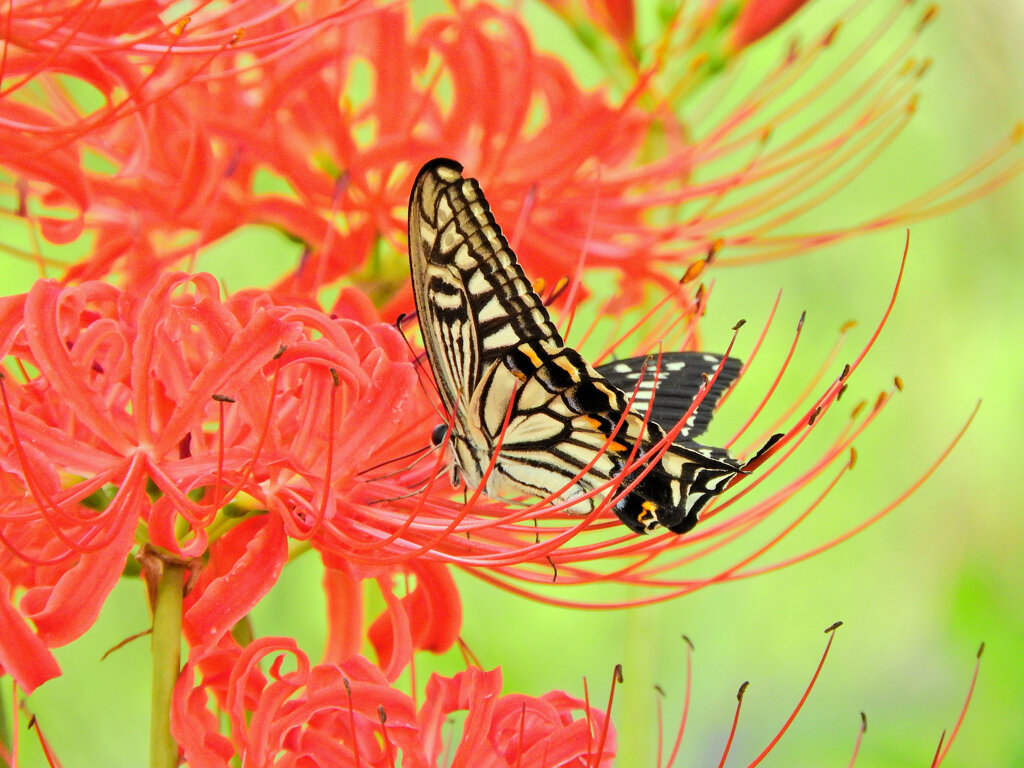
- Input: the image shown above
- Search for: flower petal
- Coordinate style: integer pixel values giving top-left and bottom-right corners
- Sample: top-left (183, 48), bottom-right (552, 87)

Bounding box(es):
top-left (0, 573), bottom-right (62, 694)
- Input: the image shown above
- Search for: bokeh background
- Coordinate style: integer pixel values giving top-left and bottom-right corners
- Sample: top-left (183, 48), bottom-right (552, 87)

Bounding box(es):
top-left (3, 0), bottom-right (1022, 765)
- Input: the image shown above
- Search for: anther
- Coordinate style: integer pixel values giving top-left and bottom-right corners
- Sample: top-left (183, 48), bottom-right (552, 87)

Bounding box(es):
top-left (707, 238), bottom-right (724, 263)
top-left (681, 259), bottom-right (705, 284)
top-left (918, 6), bottom-right (938, 32)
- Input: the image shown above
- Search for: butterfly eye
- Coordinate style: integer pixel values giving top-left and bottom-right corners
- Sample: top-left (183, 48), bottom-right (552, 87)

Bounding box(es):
top-left (431, 423), bottom-right (449, 446)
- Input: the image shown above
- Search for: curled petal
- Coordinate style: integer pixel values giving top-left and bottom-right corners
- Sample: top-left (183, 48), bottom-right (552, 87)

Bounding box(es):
top-left (0, 573), bottom-right (61, 694)
top-left (184, 516), bottom-right (288, 647)
top-left (367, 561), bottom-right (462, 681)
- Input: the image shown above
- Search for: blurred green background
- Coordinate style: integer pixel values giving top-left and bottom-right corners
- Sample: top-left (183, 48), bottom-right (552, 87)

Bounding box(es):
top-left (3, 1), bottom-right (1022, 765)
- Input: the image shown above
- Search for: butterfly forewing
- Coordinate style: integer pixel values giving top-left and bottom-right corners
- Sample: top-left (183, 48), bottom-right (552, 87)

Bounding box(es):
top-left (409, 159), bottom-right (562, 418)
top-left (408, 158), bottom-right (753, 535)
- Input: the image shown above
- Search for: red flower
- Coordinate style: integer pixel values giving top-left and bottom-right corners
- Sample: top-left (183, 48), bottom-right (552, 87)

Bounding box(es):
top-left (0, 274), bottom-right (297, 691)
top-left (2, 2), bottom-right (1017, 304)
top-left (0, 252), bottom-right (967, 699)
top-left (0, 273), bottom-right (439, 686)
top-left (172, 638), bottom-right (616, 768)
top-left (168, 625), bottom-right (982, 768)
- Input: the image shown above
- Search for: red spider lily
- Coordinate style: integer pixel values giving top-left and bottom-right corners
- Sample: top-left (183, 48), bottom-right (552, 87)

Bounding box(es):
top-left (171, 637), bottom-right (617, 768)
top-left (0, 622), bottom-right (980, 767)
top-left (2, 1), bottom-right (1018, 306)
top-left (0, 272), bottom-right (439, 690)
top-left (0, 246), bottom-right (966, 697)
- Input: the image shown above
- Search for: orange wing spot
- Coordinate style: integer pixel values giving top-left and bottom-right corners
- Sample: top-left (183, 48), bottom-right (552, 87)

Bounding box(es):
top-left (581, 416), bottom-right (603, 430)
top-left (608, 441), bottom-right (628, 453)
top-left (553, 355), bottom-right (582, 382)
top-left (639, 501), bottom-right (658, 525)
top-left (522, 345), bottom-right (543, 368)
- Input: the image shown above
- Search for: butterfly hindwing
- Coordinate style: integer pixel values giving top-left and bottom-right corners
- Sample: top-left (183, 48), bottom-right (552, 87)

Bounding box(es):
top-left (472, 338), bottom-right (745, 533)
top-left (409, 158), bottom-right (752, 535)
top-left (597, 352), bottom-right (741, 443)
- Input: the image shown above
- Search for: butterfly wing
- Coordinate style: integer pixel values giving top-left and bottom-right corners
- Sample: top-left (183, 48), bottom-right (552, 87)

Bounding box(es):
top-left (467, 336), bottom-right (745, 533)
top-left (597, 352), bottom-right (740, 443)
top-left (408, 158), bottom-right (563, 421)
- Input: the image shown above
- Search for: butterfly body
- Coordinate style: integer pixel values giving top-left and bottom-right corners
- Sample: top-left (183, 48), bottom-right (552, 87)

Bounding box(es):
top-left (409, 158), bottom-right (757, 534)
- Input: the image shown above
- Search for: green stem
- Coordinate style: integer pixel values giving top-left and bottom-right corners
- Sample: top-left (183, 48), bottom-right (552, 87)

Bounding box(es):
top-left (0, 683), bottom-right (10, 764)
top-left (150, 561), bottom-right (185, 768)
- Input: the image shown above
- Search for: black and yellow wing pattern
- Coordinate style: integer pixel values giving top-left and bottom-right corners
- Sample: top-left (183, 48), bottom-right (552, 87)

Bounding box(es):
top-left (408, 158), bottom-right (752, 534)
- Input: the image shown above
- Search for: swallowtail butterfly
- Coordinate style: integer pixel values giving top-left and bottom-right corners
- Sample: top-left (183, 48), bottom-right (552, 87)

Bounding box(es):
top-left (408, 158), bottom-right (773, 534)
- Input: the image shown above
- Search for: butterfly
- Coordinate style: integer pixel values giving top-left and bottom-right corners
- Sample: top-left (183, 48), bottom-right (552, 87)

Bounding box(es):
top-left (408, 158), bottom-right (776, 534)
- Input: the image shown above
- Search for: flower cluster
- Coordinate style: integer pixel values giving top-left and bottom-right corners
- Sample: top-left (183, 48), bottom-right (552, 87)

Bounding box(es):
top-left (0, 0), bottom-right (1009, 764)
top-left (173, 638), bottom-right (616, 768)
top-left (3, 0), bottom-right (1018, 306)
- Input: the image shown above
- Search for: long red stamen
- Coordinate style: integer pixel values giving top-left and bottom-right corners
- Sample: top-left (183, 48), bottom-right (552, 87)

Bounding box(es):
top-left (846, 712), bottom-right (868, 768)
top-left (716, 680), bottom-right (749, 767)
top-left (592, 664), bottom-right (622, 765)
top-left (747, 622), bottom-right (842, 766)
top-left (663, 636), bottom-right (693, 768)
top-left (931, 643), bottom-right (984, 767)
top-left (378, 706), bottom-right (397, 768)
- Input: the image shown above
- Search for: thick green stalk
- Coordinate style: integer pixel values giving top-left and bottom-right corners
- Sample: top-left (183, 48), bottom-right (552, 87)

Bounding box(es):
top-left (150, 561), bottom-right (185, 768)
top-left (0, 684), bottom-right (10, 761)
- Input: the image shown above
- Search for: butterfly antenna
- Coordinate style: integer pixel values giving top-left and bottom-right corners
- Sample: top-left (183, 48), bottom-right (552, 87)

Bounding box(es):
top-left (365, 473), bottom-right (446, 505)
top-left (358, 442), bottom-right (436, 480)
